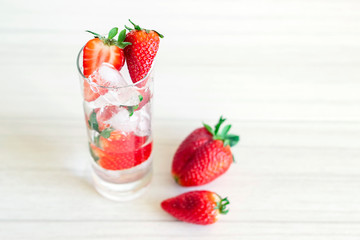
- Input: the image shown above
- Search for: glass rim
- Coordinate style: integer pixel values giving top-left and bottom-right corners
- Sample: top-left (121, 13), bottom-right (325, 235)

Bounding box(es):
top-left (76, 46), bottom-right (153, 89)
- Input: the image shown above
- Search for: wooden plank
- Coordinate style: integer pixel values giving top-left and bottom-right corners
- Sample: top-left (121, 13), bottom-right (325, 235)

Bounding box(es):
top-left (1, 222), bottom-right (360, 240)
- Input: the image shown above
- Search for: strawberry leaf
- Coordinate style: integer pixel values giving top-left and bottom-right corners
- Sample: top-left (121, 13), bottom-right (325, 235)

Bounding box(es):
top-left (118, 29), bottom-right (126, 43)
top-left (139, 94), bottom-right (143, 102)
top-left (220, 124), bottom-right (231, 138)
top-left (108, 27), bottom-right (118, 39)
top-left (88, 111), bottom-right (99, 132)
top-left (86, 30), bottom-right (101, 38)
top-left (226, 134), bottom-right (240, 147)
top-left (153, 30), bottom-right (164, 38)
top-left (116, 41), bottom-right (132, 49)
top-left (203, 123), bottom-right (214, 135)
top-left (100, 128), bottom-right (113, 139)
top-left (214, 116), bottom-right (226, 135)
top-left (206, 116), bottom-right (240, 147)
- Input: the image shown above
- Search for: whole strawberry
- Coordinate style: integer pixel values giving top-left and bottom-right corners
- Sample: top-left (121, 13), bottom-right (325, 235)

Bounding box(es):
top-left (161, 191), bottom-right (230, 225)
top-left (172, 116), bottom-right (239, 186)
top-left (124, 19), bottom-right (163, 84)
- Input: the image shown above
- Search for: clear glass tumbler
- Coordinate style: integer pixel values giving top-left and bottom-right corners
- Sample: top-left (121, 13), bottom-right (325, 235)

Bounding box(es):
top-left (77, 48), bottom-right (154, 201)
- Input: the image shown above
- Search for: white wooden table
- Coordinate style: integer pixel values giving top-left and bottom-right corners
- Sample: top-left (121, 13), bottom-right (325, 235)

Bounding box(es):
top-left (1, 0), bottom-right (360, 239)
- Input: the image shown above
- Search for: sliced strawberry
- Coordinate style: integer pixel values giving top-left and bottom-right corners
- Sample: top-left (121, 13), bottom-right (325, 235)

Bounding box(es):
top-left (82, 28), bottom-right (131, 102)
top-left (83, 38), bottom-right (125, 77)
top-left (99, 130), bottom-right (148, 154)
top-left (83, 80), bottom-right (100, 102)
top-left (97, 142), bottom-right (152, 170)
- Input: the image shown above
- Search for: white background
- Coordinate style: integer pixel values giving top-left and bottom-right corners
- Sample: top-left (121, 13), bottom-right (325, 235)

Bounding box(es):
top-left (1, 0), bottom-right (360, 239)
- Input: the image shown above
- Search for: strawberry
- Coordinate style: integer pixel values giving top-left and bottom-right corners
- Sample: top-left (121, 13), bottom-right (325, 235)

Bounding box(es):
top-left (91, 142), bottom-right (152, 170)
top-left (161, 191), bottom-right (230, 225)
top-left (89, 128), bottom-right (151, 170)
top-left (99, 130), bottom-right (148, 154)
top-left (172, 116), bottom-right (239, 186)
top-left (124, 19), bottom-right (163, 84)
top-left (82, 27), bottom-right (131, 101)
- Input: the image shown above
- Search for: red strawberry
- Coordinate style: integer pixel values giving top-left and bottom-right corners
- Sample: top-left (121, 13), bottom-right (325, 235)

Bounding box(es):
top-left (172, 116), bottom-right (239, 186)
top-left (124, 19), bottom-right (163, 84)
top-left (99, 130), bottom-right (148, 154)
top-left (82, 28), bottom-right (131, 101)
top-left (91, 142), bottom-right (152, 170)
top-left (161, 191), bottom-right (230, 225)
top-left (172, 128), bottom-right (212, 175)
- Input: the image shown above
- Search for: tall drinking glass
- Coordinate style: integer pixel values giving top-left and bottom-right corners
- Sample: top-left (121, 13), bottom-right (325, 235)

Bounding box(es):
top-left (77, 48), bottom-right (154, 201)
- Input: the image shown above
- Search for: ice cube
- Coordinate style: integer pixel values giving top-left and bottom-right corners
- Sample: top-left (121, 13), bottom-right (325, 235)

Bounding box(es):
top-left (102, 88), bottom-right (141, 106)
top-left (104, 108), bottom-right (138, 133)
top-left (90, 62), bottom-right (131, 88)
top-left (102, 103), bottom-right (151, 136)
top-left (87, 94), bottom-right (111, 108)
top-left (86, 63), bottom-right (142, 107)
top-left (133, 103), bottom-right (151, 137)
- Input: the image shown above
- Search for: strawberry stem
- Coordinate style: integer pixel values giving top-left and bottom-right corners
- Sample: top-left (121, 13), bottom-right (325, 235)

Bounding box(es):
top-left (124, 25), bottom-right (133, 31)
top-left (128, 19), bottom-right (142, 31)
top-left (214, 196), bottom-right (230, 214)
top-left (203, 116), bottom-right (240, 147)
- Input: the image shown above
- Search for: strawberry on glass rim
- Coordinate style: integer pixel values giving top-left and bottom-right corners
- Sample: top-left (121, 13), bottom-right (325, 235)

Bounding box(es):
top-left (82, 27), bottom-right (131, 102)
top-left (124, 19), bottom-right (164, 85)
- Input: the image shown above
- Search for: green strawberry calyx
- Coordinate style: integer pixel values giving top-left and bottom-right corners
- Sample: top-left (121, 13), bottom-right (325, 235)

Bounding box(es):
top-left (125, 19), bottom-right (164, 38)
top-left (203, 116), bottom-right (240, 147)
top-left (214, 195), bottom-right (230, 214)
top-left (86, 27), bottom-right (132, 49)
top-left (88, 111), bottom-right (114, 139)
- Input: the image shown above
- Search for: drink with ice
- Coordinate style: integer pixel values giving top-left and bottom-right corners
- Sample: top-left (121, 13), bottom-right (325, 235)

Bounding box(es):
top-left (79, 58), bottom-right (154, 200)
top-left (77, 23), bottom-right (162, 200)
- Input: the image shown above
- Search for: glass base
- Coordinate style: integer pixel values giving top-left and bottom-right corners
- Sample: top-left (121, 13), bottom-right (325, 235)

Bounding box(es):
top-left (91, 166), bottom-right (152, 201)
